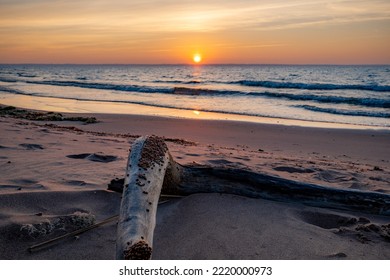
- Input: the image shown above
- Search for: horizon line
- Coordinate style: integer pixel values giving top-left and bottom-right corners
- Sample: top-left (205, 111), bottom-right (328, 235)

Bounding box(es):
top-left (1, 63), bottom-right (389, 67)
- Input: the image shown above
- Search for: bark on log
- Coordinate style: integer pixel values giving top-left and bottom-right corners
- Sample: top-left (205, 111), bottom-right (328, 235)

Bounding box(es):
top-left (164, 165), bottom-right (390, 216)
top-left (116, 136), bottom-right (171, 260)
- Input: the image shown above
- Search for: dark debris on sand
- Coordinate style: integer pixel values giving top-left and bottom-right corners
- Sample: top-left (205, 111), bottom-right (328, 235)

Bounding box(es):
top-left (0, 106), bottom-right (98, 124)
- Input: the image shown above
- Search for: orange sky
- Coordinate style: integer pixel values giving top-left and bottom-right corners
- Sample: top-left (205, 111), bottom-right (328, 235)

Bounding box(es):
top-left (0, 0), bottom-right (389, 64)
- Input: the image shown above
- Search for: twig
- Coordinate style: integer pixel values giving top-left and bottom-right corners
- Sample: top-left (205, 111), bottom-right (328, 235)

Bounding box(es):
top-left (160, 194), bottom-right (185, 198)
top-left (28, 199), bottom-right (171, 253)
top-left (157, 200), bottom-right (170, 205)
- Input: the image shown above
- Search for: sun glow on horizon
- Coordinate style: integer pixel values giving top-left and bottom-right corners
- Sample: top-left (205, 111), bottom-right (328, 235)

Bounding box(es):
top-left (0, 1), bottom-right (389, 64)
top-left (193, 54), bottom-right (202, 63)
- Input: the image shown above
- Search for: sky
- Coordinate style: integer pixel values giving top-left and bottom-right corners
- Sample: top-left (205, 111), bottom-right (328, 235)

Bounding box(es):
top-left (0, 0), bottom-right (389, 64)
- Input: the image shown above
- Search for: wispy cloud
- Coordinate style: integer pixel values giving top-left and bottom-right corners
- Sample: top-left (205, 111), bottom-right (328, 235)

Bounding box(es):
top-left (1, 0), bottom-right (389, 33)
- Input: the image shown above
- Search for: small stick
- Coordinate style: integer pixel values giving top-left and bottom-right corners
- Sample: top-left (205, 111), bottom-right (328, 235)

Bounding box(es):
top-left (28, 215), bottom-right (118, 253)
top-left (157, 200), bottom-right (170, 205)
top-left (160, 194), bottom-right (185, 198)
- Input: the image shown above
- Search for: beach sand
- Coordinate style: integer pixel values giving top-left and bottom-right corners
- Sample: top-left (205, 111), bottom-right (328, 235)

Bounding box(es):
top-left (0, 106), bottom-right (389, 259)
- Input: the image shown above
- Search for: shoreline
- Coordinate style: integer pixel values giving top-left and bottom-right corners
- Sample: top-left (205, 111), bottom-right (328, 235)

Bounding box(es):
top-left (0, 104), bottom-right (389, 259)
top-left (0, 93), bottom-right (388, 131)
top-left (2, 103), bottom-right (388, 165)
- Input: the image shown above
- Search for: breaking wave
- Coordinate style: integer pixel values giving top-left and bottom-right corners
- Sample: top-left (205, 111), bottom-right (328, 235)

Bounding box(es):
top-left (171, 87), bottom-right (390, 108)
top-left (234, 80), bottom-right (390, 92)
top-left (296, 105), bottom-right (390, 118)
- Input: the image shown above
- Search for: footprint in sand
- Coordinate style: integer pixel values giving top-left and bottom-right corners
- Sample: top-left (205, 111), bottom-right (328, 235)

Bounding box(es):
top-left (0, 184), bottom-right (46, 191)
top-left (66, 153), bottom-right (118, 163)
top-left (297, 210), bottom-right (390, 243)
top-left (65, 180), bottom-right (88, 186)
top-left (19, 143), bottom-right (44, 150)
top-left (313, 169), bottom-right (356, 183)
top-left (11, 178), bottom-right (38, 185)
top-left (273, 166), bottom-right (315, 173)
top-left (207, 159), bottom-right (246, 168)
top-left (297, 211), bottom-right (358, 229)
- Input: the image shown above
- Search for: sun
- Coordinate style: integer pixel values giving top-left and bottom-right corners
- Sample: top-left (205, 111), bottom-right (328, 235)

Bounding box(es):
top-left (193, 54), bottom-right (202, 63)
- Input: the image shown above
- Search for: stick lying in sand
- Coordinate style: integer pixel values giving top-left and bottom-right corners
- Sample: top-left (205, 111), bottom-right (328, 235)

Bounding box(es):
top-left (28, 215), bottom-right (118, 253)
top-left (28, 200), bottom-right (170, 253)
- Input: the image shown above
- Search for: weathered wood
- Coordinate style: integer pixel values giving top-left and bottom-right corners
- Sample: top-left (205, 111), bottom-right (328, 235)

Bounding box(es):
top-left (116, 136), bottom-right (171, 260)
top-left (167, 166), bottom-right (390, 216)
top-left (113, 161), bottom-right (390, 216)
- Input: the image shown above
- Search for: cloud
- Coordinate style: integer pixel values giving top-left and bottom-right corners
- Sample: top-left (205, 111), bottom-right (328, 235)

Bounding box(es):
top-left (1, 0), bottom-right (389, 34)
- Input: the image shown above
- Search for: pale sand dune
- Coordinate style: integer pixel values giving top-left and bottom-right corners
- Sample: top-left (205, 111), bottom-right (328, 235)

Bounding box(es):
top-left (0, 107), bottom-right (389, 259)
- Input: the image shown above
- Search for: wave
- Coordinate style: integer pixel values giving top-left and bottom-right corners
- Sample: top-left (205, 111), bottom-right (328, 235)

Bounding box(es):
top-left (0, 77), bottom-right (18, 83)
top-left (1, 77), bottom-right (389, 108)
top-left (0, 77), bottom-right (172, 94)
top-left (172, 87), bottom-right (230, 95)
top-left (131, 77), bottom-right (390, 92)
top-left (0, 85), bottom-right (24, 95)
top-left (153, 80), bottom-right (201, 84)
top-left (0, 85), bottom-right (259, 118)
top-left (234, 80), bottom-right (390, 92)
top-left (1, 85), bottom-right (389, 126)
top-left (17, 73), bottom-right (37, 78)
top-left (24, 80), bottom-right (173, 94)
top-left (172, 87), bottom-right (390, 108)
top-left (150, 78), bottom-right (390, 92)
top-left (296, 105), bottom-right (390, 119)
top-left (142, 78), bottom-right (390, 92)
top-left (246, 91), bottom-right (390, 109)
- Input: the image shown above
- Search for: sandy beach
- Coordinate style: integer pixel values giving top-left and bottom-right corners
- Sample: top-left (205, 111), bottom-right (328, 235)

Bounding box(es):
top-left (0, 105), bottom-right (389, 260)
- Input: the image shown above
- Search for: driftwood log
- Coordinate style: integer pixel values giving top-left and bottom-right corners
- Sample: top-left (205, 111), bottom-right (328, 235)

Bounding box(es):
top-left (116, 136), bottom-right (172, 260)
top-left (116, 135), bottom-right (390, 260)
top-left (168, 166), bottom-right (390, 215)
